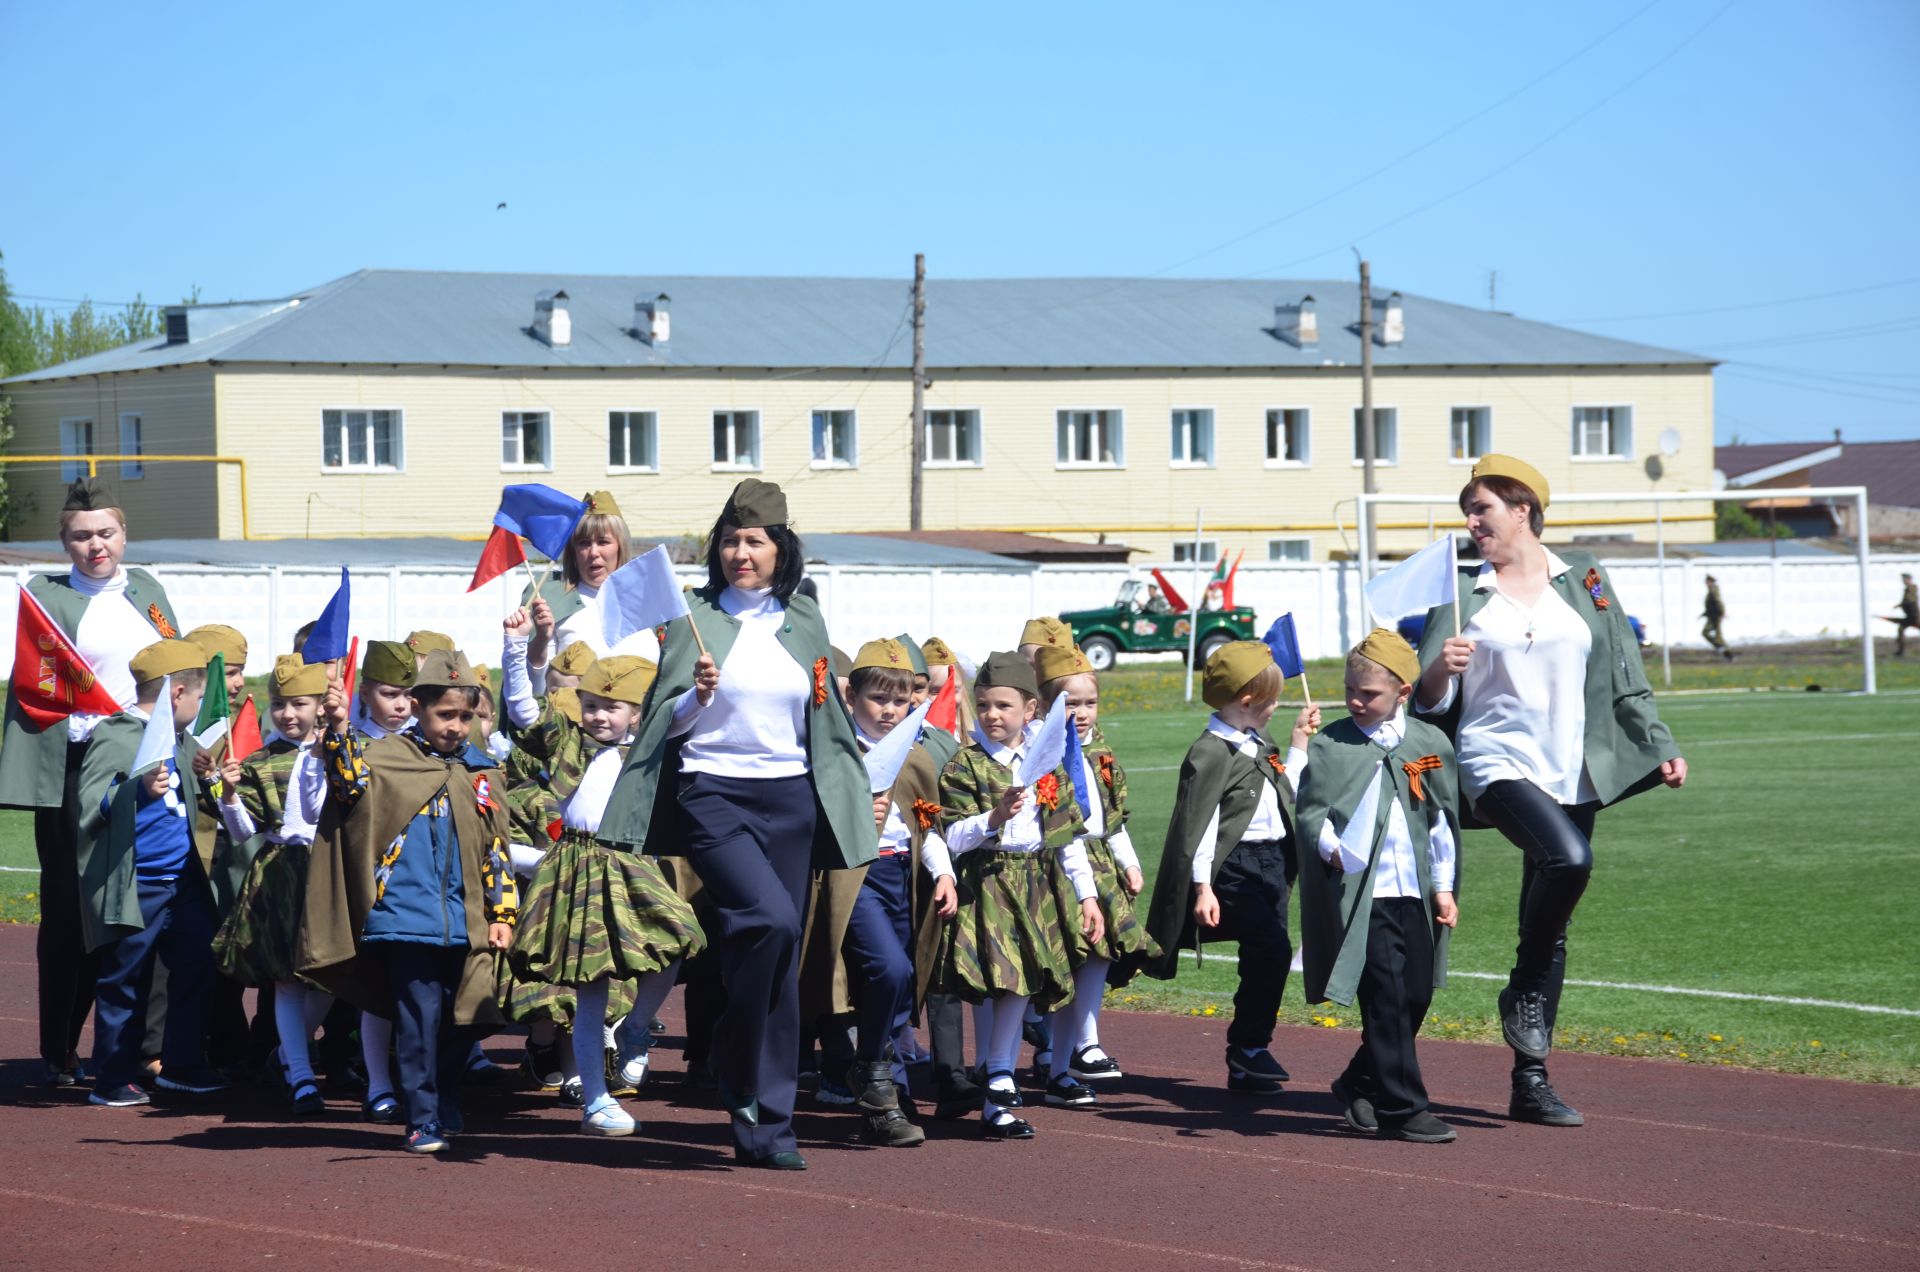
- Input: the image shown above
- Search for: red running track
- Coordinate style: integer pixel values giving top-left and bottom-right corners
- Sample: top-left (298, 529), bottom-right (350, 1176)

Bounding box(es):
top-left (0, 922), bottom-right (1913, 1272)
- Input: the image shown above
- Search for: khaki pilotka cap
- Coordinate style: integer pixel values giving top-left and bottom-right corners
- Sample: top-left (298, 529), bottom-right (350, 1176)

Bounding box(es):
top-left (1019, 616), bottom-right (1071, 649)
top-left (63, 476), bottom-right (118, 512)
top-left (584, 490), bottom-right (624, 519)
top-left (1469, 454), bottom-right (1552, 508)
top-left (974, 651), bottom-right (1039, 700)
top-left (361, 641), bottom-right (417, 688)
top-left (851, 638), bottom-right (914, 674)
top-left (406, 630), bottom-right (456, 656)
top-left (1202, 640), bottom-right (1278, 709)
top-left (185, 624), bottom-right (248, 668)
top-left (550, 642), bottom-right (598, 677)
top-left (413, 649), bottom-right (478, 690)
top-left (892, 634), bottom-right (930, 676)
top-left (130, 638), bottom-right (208, 683)
top-left (920, 637), bottom-right (958, 668)
top-left (1353, 628), bottom-right (1420, 687)
top-left (580, 654), bottom-right (656, 706)
top-left (722, 478), bottom-right (789, 529)
top-left (550, 687), bottom-right (582, 724)
top-left (1034, 644), bottom-right (1095, 687)
top-left (271, 654), bottom-right (330, 698)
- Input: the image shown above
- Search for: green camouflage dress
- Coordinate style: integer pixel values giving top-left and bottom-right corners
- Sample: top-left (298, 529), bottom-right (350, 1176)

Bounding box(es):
top-left (503, 743), bottom-right (559, 851)
top-left (1048, 728), bottom-right (1162, 983)
top-left (211, 738), bottom-right (312, 986)
top-left (933, 742), bottom-right (1085, 1013)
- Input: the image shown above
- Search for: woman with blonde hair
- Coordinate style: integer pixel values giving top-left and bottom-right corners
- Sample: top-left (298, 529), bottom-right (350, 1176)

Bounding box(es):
top-left (523, 490), bottom-right (659, 682)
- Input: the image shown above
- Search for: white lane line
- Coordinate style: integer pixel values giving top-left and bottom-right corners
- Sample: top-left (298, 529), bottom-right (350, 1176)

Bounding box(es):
top-left (0, 866), bottom-right (36, 873)
top-left (1444, 971), bottom-right (1920, 1017)
top-left (1686, 731), bottom-right (1897, 746)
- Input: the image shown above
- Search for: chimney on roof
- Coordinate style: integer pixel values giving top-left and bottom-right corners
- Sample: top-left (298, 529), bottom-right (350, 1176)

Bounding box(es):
top-left (533, 289), bottom-right (571, 347)
top-left (1294, 295), bottom-right (1318, 346)
top-left (636, 293), bottom-right (671, 345)
top-left (1381, 291), bottom-right (1405, 346)
top-left (164, 306), bottom-right (189, 345)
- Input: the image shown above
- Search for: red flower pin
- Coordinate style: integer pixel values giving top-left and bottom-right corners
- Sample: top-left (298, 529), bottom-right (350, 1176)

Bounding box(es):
top-left (1033, 772), bottom-right (1060, 811)
top-left (811, 657), bottom-right (830, 707)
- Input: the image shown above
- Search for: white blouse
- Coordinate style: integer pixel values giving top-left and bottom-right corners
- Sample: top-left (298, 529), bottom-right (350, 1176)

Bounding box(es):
top-left (671, 586), bottom-right (810, 780)
top-left (1306, 710), bottom-right (1458, 896)
top-left (68, 569), bottom-right (155, 742)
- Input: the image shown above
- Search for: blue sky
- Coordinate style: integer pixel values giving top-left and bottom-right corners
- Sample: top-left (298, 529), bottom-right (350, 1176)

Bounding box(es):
top-left (4, 0), bottom-right (1916, 445)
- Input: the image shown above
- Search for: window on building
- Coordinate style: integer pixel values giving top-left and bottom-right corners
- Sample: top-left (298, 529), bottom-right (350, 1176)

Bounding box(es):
top-left (925, 409), bottom-right (983, 466)
top-left (321, 409), bottom-right (403, 472)
top-left (1169, 408), bottom-right (1214, 467)
top-left (501, 411), bottom-right (551, 470)
top-left (1266, 408), bottom-right (1310, 466)
top-left (810, 409), bottom-right (858, 468)
top-left (116, 413), bottom-right (144, 481)
top-left (59, 417), bottom-right (94, 482)
top-left (1268, 537), bottom-right (1312, 562)
top-left (608, 410), bottom-right (658, 472)
top-left (1450, 406), bottom-right (1492, 461)
top-left (712, 410), bottom-right (761, 470)
top-left (1572, 405), bottom-right (1633, 458)
top-left (1056, 409), bottom-right (1124, 468)
top-left (1171, 539), bottom-right (1219, 564)
top-left (1351, 406), bottom-right (1399, 465)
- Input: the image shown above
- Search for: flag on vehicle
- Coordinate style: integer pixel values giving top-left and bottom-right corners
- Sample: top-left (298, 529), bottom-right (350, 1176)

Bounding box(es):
top-left (11, 586), bottom-right (123, 727)
top-left (468, 523), bottom-right (528, 592)
top-left (1148, 568), bottom-right (1189, 614)
top-left (1263, 613), bottom-right (1306, 679)
top-left (600, 546), bottom-right (691, 647)
top-left (1210, 549), bottom-right (1245, 608)
top-left (1362, 536), bottom-right (1459, 626)
top-left (192, 652), bottom-right (230, 748)
top-left (303, 568), bottom-right (353, 663)
top-left (495, 484), bottom-right (590, 563)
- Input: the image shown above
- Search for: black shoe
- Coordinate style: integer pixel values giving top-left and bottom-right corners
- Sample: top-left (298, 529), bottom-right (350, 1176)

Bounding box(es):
top-left (982, 1111), bottom-right (1034, 1140)
top-left (1330, 1078), bottom-right (1377, 1132)
top-left (1068, 1045), bottom-right (1123, 1082)
top-left (649, 1016), bottom-right (667, 1035)
top-left (983, 1070), bottom-right (1023, 1110)
top-left (1225, 1046), bottom-right (1289, 1083)
top-left (89, 1082), bottom-right (150, 1107)
top-left (1499, 987), bottom-right (1552, 1061)
top-left (718, 1080), bottom-right (760, 1127)
top-left (741, 1149), bottom-right (808, 1170)
top-left (363, 1092), bottom-right (400, 1123)
top-left (934, 1084), bottom-right (985, 1120)
top-left (1044, 1074), bottom-right (1097, 1108)
top-left (523, 1039), bottom-right (565, 1089)
top-left (43, 1062), bottom-right (81, 1088)
top-left (1028, 1052), bottom-right (1052, 1085)
top-left (1509, 1078), bottom-right (1584, 1127)
top-left (1227, 1071), bottom-right (1285, 1097)
top-left (288, 1078), bottom-right (326, 1117)
top-left (1380, 1110), bottom-right (1456, 1143)
top-left (1021, 1019), bottom-right (1051, 1052)
top-left (155, 1067), bottom-right (229, 1094)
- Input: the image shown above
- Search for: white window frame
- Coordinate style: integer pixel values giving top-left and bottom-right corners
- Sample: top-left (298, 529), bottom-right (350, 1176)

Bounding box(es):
top-left (924, 407), bottom-right (984, 468)
top-left (321, 407), bottom-right (405, 474)
top-left (1351, 405), bottom-right (1400, 467)
top-left (1169, 407), bottom-right (1215, 468)
top-left (116, 412), bottom-right (144, 481)
top-left (712, 409), bottom-right (762, 472)
top-left (1171, 538), bottom-right (1220, 565)
top-left (810, 408), bottom-right (859, 470)
top-left (608, 409), bottom-right (659, 474)
top-left (1449, 405), bottom-right (1493, 464)
top-left (501, 410), bottom-right (552, 472)
top-left (1267, 537), bottom-right (1312, 563)
top-left (1571, 404), bottom-right (1634, 461)
top-left (59, 416), bottom-right (95, 483)
top-left (1265, 406), bottom-right (1311, 468)
top-left (1055, 407), bottom-right (1126, 470)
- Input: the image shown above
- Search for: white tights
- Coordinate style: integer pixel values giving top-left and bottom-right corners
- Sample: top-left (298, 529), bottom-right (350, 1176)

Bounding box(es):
top-left (273, 982), bottom-right (335, 1088)
top-left (982, 993), bottom-right (1031, 1120)
top-left (1048, 958), bottom-right (1111, 1080)
top-left (361, 1011), bottom-right (394, 1097)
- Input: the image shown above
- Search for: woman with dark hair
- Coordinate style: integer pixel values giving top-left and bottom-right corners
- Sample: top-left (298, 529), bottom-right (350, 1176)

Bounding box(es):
top-left (599, 479), bottom-right (875, 1169)
top-left (0, 478), bottom-right (182, 1087)
top-left (1414, 455), bottom-right (1686, 1128)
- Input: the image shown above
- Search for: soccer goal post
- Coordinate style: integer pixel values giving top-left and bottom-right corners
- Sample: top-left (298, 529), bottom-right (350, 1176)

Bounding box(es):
top-left (1354, 486), bottom-right (1876, 694)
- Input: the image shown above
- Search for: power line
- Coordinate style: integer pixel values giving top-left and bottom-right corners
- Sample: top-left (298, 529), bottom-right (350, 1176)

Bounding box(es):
top-left (1551, 275), bottom-right (1920, 324)
top-left (1697, 314), bottom-right (1920, 352)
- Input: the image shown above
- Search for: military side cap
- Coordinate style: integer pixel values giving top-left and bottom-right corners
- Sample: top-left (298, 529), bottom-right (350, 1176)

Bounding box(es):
top-left (361, 640), bottom-right (417, 688)
top-left (472, 664), bottom-right (494, 690)
top-left (721, 478), bottom-right (789, 529)
top-left (550, 686), bottom-right (582, 724)
top-left (1034, 643), bottom-right (1094, 686)
top-left (1353, 628), bottom-right (1420, 687)
top-left (830, 645), bottom-right (853, 679)
top-left (63, 476), bottom-right (118, 512)
top-left (892, 633), bottom-right (930, 676)
top-left (852, 638), bottom-right (915, 674)
top-left (406, 630), bottom-right (455, 656)
top-left (584, 489), bottom-right (624, 520)
top-left (975, 650), bottom-right (1039, 699)
top-left (920, 636), bottom-right (958, 667)
top-left (1202, 640), bottom-right (1277, 709)
top-left (580, 654), bottom-right (656, 706)
top-left (1019, 616), bottom-right (1071, 648)
top-left (550, 641), bottom-right (598, 677)
top-left (271, 653), bottom-right (329, 697)
top-left (185, 624), bottom-right (248, 668)
top-left (130, 638), bottom-right (208, 683)
top-left (1470, 453), bottom-right (1551, 509)
top-left (414, 649), bottom-right (477, 690)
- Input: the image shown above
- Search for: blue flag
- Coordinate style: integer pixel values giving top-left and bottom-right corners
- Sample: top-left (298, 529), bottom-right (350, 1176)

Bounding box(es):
top-left (304, 567), bottom-right (352, 663)
top-left (495, 484), bottom-right (590, 562)
top-left (1064, 713), bottom-right (1092, 814)
top-left (1263, 612), bottom-right (1306, 679)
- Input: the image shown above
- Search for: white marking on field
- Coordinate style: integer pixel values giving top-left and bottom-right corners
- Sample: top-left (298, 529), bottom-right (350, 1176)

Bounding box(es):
top-left (1685, 731), bottom-right (1896, 746)
top-left (0, 866), bottom-right (35, 873)
top-left (1444, 971), bottom-right (1920, 1017)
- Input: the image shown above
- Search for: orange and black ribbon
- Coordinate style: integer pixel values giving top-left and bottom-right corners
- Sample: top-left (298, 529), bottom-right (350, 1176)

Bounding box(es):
top-left (1033, 772), bottom-right (1060, 811)
top-left (1267, 753), bottom-right (1287, 778)
top-left (1402, 754), bottom-right (1445, 802)
top-left (1098, 752), bottom-right (1116, 790)
top-left (148, 604), bottom-right (177, 638)
top-left (811, 657), bottom-right (829, 707)
top-left (1583, 567), bottom-right (1610, 611)
top-left (912, 798), bottom-right (942, 831)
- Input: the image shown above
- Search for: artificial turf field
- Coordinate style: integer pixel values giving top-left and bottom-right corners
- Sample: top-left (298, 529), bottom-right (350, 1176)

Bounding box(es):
top-left (2, 659), bottom-right (1914, 1084)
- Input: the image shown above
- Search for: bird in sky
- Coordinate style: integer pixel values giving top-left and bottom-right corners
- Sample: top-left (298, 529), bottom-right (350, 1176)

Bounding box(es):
top-left (496, 202), bottom-right (508, 210)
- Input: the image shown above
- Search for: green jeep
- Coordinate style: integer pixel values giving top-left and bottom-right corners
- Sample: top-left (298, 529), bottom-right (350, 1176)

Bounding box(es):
top-left (1061, 578), bottom-right (1257, 671)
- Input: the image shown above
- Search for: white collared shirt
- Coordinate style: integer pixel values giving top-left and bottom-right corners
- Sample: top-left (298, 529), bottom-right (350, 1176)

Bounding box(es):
top-left (671, 586), bottom-right (810, 779)
top-left (1308, 709), bottom-right (1457, 897)
top-left (855, 726), bottom-right (955, 871)
top-left (942, 724), bottom-right (1095, 901)
top-left (68, 569), bottom-right (153, 743)
top-left (1190, 715), bottom-right (1309, 883)
top-left (217, 731), bottom-right (319, 846)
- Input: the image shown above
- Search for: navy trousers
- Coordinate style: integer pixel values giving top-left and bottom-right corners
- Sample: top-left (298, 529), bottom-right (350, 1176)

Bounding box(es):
top-left (368, 942), bottom-right (470, 1133)
top-left (845, 852), bottom-right (915, 1086)
top-left (1210, 838), bottom-right (1294, 1051)
top-left (91, 876), bottom-right (216, 1088)
top-left (677, 771), bottom-right (818, 1160)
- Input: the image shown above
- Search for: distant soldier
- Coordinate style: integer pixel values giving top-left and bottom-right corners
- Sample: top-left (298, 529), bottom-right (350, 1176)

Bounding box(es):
top-left (1701, 575), bottom-right (1734, 661)
top-left (1895, 573), bottom-right (1919, 657)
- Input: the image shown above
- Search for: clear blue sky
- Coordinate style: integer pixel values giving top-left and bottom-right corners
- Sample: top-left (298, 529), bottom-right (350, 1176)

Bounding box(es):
top-left (4, 0), bottom-right (1916, 445)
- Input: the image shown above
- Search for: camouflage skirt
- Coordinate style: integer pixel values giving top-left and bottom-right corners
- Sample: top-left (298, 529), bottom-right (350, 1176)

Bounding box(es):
top-left (934, 850), bottom-right (1076, 1013)
top-left (212, 836), bottom-right (310, 988)
top-left (507, 832), bottom-right (706, 992)
top-left (495, 953), bottom-right (637, 1028)
top-left (1049, 837), bottom-right (1162, 975)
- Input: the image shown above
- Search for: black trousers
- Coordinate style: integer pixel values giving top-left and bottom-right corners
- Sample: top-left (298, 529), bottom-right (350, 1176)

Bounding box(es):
top-left (677, 771), bottom-right (817, 1159)
top-left (1337, 897), bottom-right (1435, 1124)
top-left (1211, 838), bottom-right (1294, 1051)
top-left (91, 876), bottom-right (216, 1088)
top-left (35, 742), bottom-right (100, 1069)
top-left (924, 991), bottom-right (975, 1098)
top-left (368, 942), bottom-right (470, 1134)
top-left (1475, 779), bottom-right (1599, 1084)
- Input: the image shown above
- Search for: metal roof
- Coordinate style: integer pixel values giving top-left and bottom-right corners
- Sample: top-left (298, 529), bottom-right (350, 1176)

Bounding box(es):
top-left (3, 270), bottom-right (1713, 384)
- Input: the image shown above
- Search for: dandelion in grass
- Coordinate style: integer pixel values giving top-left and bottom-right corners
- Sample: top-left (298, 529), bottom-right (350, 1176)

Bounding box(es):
top-left (1613, 1035), bottom-right (1628, 1045)
top-left (1709, 1034), bottom-right (1723, 1043)
top-left (1810, 1040), bottom-right (1823, 1048)
top-left (1677, 1050), bottom-right (1689, 1058)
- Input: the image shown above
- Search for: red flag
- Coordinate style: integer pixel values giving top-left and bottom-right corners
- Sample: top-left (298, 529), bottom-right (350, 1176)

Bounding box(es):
top-left (925, 671), bottom-right (959, 736)
top-left (468, 524), bottom-right (527, 592)
top-left (229, 696), bottom-right (264, 760)
top-left (1219, 549), bottom-right (1245, 609)
top-left (1149, 568), bottom-right (1189, 614)
top-left (341, 636), bottom-right (360, 709)
top-left (12, 587), bottom-right (123, 728)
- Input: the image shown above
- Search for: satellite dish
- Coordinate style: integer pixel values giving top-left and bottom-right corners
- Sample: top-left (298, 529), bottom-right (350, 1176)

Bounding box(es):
top-left (1644, 455), bottom-right (1665, 481)
top-left (1659, 428), bottom-right (1682, 458)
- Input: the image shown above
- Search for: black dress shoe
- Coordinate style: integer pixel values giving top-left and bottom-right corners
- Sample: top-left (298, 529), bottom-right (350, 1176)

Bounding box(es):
top-left (984, 1070), bottom-right (1023, 1109)
top-left (1500, 986), bottom-right (1552, 1061)
top-left (743, 1149), bottom-right (807, 1170)
top-left (1510, 1078), bottom-right (1584, 1127)
top-left (1379, 1110), bottom-right (1456, 1143)
top-left (982, 1112), bottom-right (1034, 1140)
top-left (1330, 1078), bottom-right (1377, 1132)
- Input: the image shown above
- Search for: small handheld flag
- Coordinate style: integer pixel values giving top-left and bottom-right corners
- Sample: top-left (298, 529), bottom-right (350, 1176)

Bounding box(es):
top-left (496, 484), bottom-right (590, 562)
top-left (1064, 714), bottom-right (1092, 814)
top-left (303, 568), bottom-right (353, 663)
top-left (1262, 613), bottom-right (1305, 679)
top-left (1017, 691), bottom-right (1072, 787)
top-left (131, 675), bottom-right (178, 778)
top-left (601, 546), bottom-right (692, 647)
top-left (11, 586), bottom-right (123, 727)
top-left (924, 672), bottom-right (959, 737)
top-left (862, 699), bottom-right (933, 795)
top-left (229, 696), bottom-right (264, 760)
top-left (192, 652), bottom-right (230, 749)
top-left (1363, 535), bottom-right (1458, 627)
top-left (468, 524), bottom-right (529, 592)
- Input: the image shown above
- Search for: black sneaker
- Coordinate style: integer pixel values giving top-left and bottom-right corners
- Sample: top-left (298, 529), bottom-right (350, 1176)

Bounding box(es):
top-left (89, 1082), bottom-right (150, 1107)
top-left (155, 1068), bottom-right (229, 1094)
top-left (1068, 1045), bottom-right (1123, 1082)
top-left (1380, 1110), bottom-right (1456, 1143)
top-left (43, 1062), bottom-right (82, 1088)
top-left (404, 1124), bottom-right (448, 1154)
top-left (1227, 1071), bottom-right (1285, 1097)
top-left (1225, 1046), bottom-right (1290, 1083)
top-left (523, 1039), bottom-right (564, 1089)
top-left (1044, 1074), bottom-right (1097, 1108)
top-left (1330, 1077), bottom-right (1377, 1132)
top-left (1509, 1079), bottom-right (1584, 1127)
top-left (1499, 986), bottom-right (1552, 1061)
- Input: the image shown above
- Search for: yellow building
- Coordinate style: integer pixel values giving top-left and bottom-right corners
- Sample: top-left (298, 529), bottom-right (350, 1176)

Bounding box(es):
top-left (0, 271), bottom-right (1717, 558)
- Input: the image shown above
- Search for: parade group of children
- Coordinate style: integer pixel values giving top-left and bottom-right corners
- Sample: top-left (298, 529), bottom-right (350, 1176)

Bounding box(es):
top-left (69, 585), bottom-right (1474, 1153)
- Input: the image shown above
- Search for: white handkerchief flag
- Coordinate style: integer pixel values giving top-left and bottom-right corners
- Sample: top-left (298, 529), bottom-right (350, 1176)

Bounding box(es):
top-left (863, 699), bottom-right (933, 795)
top-left (601, 545), bottom-right (692, 648)
top-left (131, 675), bottom-right (177, 778)
top-left (1362, 534), bottom-right (1458, 626)
top-left (1016, 691), bottom-right (1072, 787)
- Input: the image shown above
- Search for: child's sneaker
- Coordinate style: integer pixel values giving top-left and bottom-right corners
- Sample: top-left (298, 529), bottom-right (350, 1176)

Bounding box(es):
top-left (154, 1067), bottom-right (229, 1095)
top-left (1227, 1071), bottom-right (1285, 1097)
top-left (1068, 1045), bottom-right (1123, 1082)
top-left (613, 1044), bottom-right (650, 1094)
top-left (814, 1076), bottom-right (857, 1106)
top-left (89, 1082), bottom-right (150, 1107)
top-left (522, 1039), bottom-right (565, 1089)
top-left (1330, 1077), bottom-right (1377, 1132)
top-left (1379, 1110), bottom-right (1456, 1143)
top-left (403, 1124), bottom-right (448, 1154)
top-left (1224, 1046), bottom-right (1290, 1084)
top-left (583, 1094), bottom-right (636, 1137)
top-left (558, 1075), bottom-right (586, 1108)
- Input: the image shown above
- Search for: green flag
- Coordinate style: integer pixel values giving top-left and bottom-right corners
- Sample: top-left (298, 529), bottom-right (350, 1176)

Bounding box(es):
top-left (193, 652), bottom-right (230, 748)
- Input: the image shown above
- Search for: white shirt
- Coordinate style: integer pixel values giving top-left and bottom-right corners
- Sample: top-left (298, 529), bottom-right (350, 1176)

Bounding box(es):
top-left (217, 732), bottom-right (319, 847)
top-left (68, 569), bottom-right (154, 743)
top-left (942, 724), bottom-right (1096, 901)
top-left (1308, 710), bottom-right (1458, 897)
top-left (504, 633), bottom-right (629, 836)
top-left (1071, 737), bottom-right (1141, 875)
top-left (1424, 549), bottom-right (1600, 805)
top-left (855, 726), bottom-right (956, 874)
top-left (671, 586), bottom-right (809, 779)
top-left (1191, 715), bottom-right (1309, 883)
top-left (535, 580), bottom-right (662, 691)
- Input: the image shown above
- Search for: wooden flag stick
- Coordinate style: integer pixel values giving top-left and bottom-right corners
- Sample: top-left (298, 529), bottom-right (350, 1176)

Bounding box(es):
top-left (1298, 666), bottom-right (1315, 729)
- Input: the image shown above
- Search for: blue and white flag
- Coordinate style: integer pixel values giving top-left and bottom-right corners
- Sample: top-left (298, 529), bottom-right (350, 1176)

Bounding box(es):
top-left (863, 699), bottom-right (933, 795)
top-left (1017, 691), bottom-right (1072, 787)
top-left (1064, 714), bottom-right (1092, 813)
top-left (1363, 535), bottom-right (1458, 626)
top-left (601, 545), bottom-right (691, 647)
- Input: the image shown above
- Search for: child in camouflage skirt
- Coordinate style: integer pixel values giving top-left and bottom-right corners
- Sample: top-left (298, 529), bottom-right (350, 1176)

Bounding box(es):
top-left (501, 610), bottom-right (705, 1136)
top-left (931, 651), bottom-right (1103, 1140)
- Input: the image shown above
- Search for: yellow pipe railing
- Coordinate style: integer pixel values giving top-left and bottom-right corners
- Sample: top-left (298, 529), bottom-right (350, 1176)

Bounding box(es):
top-left (992, 512), bottom-right (1715, 535)
top-left (0, 454), bottom-right (253, 540)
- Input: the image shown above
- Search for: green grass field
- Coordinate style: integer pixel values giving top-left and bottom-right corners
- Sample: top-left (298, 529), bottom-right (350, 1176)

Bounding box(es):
top-left (3, 645), bottom-right (1915, 1083)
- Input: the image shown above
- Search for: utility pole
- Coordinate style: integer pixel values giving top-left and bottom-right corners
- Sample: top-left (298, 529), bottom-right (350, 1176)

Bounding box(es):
top-left (1358, 258), bottom-right (1378, 574)
top-left (909, 253), bottom-right (926, 531)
